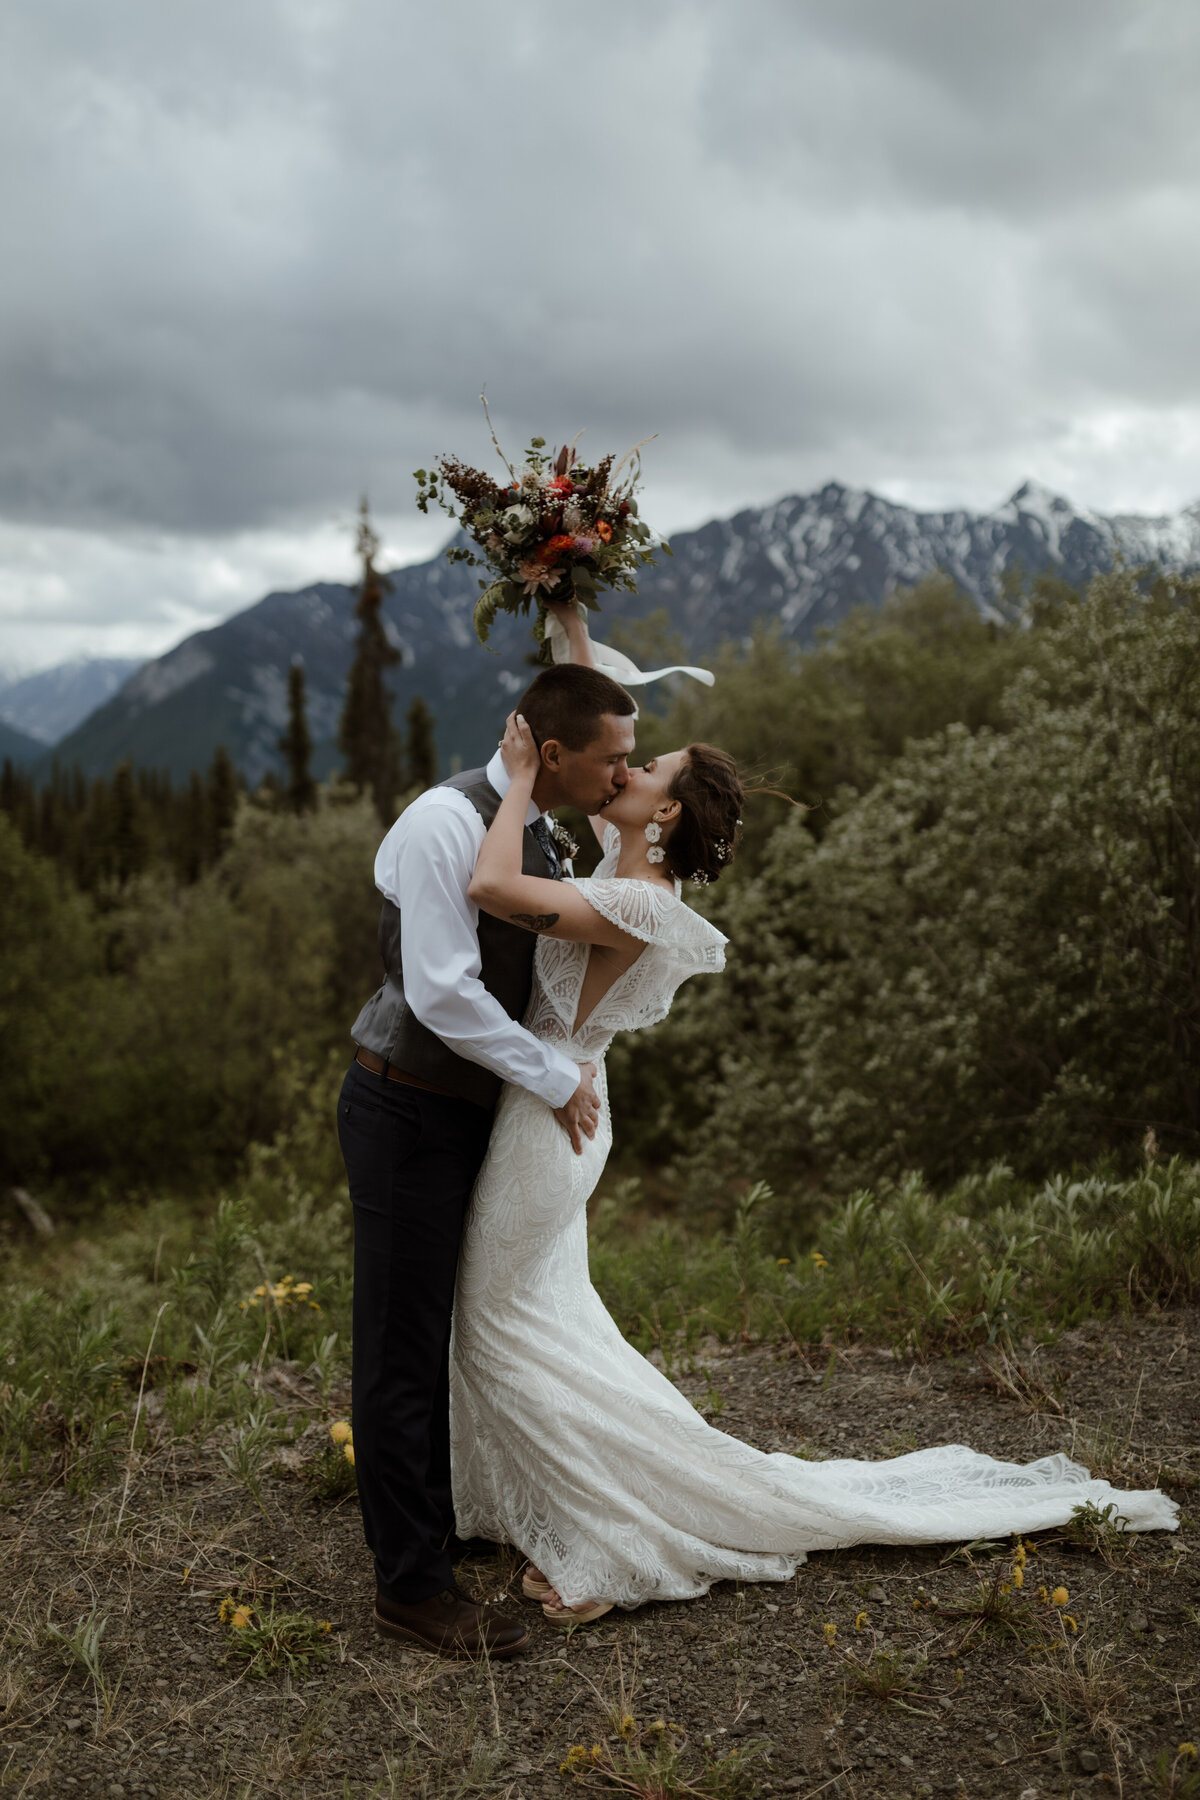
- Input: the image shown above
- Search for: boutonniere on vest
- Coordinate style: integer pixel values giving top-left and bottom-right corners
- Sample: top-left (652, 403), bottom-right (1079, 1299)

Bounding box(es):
top-left (549, 818), bottom-right (580, 861)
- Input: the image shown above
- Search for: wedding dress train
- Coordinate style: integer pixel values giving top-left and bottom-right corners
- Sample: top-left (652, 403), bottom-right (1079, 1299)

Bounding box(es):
top-left (449, 832), bottom-right (1178, 1610)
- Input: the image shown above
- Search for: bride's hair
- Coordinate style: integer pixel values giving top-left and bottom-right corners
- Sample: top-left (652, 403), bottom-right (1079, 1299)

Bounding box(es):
top-left (664, 744), bottom-right (744, 886)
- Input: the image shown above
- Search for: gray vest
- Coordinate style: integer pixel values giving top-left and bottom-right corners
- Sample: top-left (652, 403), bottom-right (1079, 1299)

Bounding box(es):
top-left (349, 768), bottom-right (559, 1110)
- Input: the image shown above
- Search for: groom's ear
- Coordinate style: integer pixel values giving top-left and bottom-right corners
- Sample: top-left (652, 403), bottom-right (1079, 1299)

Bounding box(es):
top-left (539, 737), bottom-right (563, 772)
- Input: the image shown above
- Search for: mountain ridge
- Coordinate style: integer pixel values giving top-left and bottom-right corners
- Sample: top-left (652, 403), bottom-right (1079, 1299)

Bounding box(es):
top-left (41, 480), bottom-right (1200, 783)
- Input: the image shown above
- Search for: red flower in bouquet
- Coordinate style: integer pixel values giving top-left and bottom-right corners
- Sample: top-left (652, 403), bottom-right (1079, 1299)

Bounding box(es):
top-left (595, 519), bottom-right (613, 543)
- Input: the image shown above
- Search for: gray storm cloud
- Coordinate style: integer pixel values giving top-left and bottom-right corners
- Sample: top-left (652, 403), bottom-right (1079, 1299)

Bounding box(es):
top-left (1, 0), bottom-right (1199, 664)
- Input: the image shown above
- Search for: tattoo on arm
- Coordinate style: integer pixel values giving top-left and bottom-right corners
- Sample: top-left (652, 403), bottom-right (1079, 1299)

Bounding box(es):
top-left (510, 911), bottom-right (560, 934)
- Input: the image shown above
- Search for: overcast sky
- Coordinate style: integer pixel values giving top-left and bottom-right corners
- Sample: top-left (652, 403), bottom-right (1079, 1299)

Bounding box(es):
top-left (3, 0), bottom-right (1200, 671)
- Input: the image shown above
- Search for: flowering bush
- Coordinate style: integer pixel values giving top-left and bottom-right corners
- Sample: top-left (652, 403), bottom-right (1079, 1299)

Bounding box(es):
top-left (414, 412), bottom-right (670, 659)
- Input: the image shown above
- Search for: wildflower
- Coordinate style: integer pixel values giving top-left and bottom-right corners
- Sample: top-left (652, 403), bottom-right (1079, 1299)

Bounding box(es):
top-left (999, 1582), bottom-right (1012, 1595)
top-left (559, 1745), bottom-right (589, 1774)
top-left (329, 1420), bottom-right (353, 1445)
top-left (293, 1282), bottom-right (313, 1296)
top-left (1179, 1743), bottom-right (1198, 1759)
top-left (1037, 1585), bottom-right (1049, 1602)
top-left (823, 1621), bottom-right (837, 1644)
top-left (619, 1714), bottom-right (637, 1739)
top-left (811, 1251), bottom-right (829, 1270)
top-left (1051, 1586), bottom-right (1069, 1608)
top-left (572, 535), bottom-right (596, 556)
top-left (343, 1444), bottom-right (356, 1466)
top-left (590, 1745), bottom-right (604, 1762)
top-left (231, 1605), bottom-right (253, 1631)
top-left (546, 534), bottom-right (575, 557)
top-left (218, 1595), bottom-right (237, 1623)
top-left (320, 1620), bottom-right (332, 1633)
top-left (854, 1611), bottom-right (868, 1630)
top-left (648, 1720), bottom-right (667, 1734)
top-left (1063, 1614), bottom-right (1079, 1633)
top-left (595, 519), bottom-right (613, 543)
top-left (1011, 1566), bottom-right (1024, 1588)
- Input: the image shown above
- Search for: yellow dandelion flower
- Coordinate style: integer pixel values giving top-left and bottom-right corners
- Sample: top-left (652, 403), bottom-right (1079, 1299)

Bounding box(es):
top-left (1051, 1586), bottom-right (1069, 1607)
top-left (343, 1443), bottom-right (355, 1466)
top-left (320, 1620), bottom-right (332, 1633)
top-left (218, 1595), bottom-right (236, 1623)
top-left (293, 1282), bottom-right (313, 1295)
top-left (855, 1610), bottom-right (868, 1630)
top-left (1037, 1585), bottom-right (1049, 1602)
top-left (1063, 1613), bottom-right (1079, 1632)
top-left (619, 1714), bottom-right (637, 1739)
top-left (777, 1258), bottom-right (791, 1266)
top-left (1011, 1566), bottom-right (1024, 1588)
top-left (309, 1301), bottom-right (321, 1310)
top-left (811, 1251), bottom-right (829, 1269)
top-left (231, 1605), bottom-right (253, 1630)
top-left (329, 1420), bottom-right (352, 1444)
top-left (823, 1621), bottom-right (837, 1644)
top-left (1179, 1743), bottom-right (1198, 1759)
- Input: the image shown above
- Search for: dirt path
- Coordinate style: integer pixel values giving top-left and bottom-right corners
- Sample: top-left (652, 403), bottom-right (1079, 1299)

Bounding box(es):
top-left (2, 1310), bottom-right (1196, 1799)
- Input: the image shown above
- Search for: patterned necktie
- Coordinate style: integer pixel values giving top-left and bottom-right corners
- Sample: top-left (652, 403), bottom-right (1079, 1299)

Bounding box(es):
top-left (529, 816), bottom-right (562, 880)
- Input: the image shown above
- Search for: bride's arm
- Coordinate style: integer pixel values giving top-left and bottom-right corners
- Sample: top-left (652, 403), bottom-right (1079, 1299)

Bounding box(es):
top-left (544, 598), bottom-right (610, 851)
top-left (469, 712), bottom-right (636, 947)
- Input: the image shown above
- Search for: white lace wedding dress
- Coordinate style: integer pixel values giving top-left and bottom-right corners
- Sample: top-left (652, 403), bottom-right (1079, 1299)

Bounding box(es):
top-left (449, 830), bottom-right (1178, 1610)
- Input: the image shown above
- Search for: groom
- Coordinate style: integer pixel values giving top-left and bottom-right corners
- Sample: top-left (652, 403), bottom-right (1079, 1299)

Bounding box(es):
top-left (338, 655), bottom-right (637, 1658)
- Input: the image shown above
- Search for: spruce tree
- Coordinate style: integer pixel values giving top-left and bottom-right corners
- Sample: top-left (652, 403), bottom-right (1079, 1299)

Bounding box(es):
top-left (339, 496), bottom-right (402, 824)
top-left (206, 745), bottom-right (239, 861)
top-left (111, 758), bottom-right (144, 886)
top-left (279, 660), bottom-right (317, 814)
top-left (405, 695), bottom-right (437, 791)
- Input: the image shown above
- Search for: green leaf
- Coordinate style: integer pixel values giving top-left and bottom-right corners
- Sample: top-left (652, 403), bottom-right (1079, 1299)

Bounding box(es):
top-left (412, 470), bottom-right (427, 483)
top-left (661, 541), bottom-right (673, 557)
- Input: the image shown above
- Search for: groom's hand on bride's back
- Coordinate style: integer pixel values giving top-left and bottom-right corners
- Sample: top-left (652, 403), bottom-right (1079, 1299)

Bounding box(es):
top-left (554, 1063), bottom-right (601, 1155)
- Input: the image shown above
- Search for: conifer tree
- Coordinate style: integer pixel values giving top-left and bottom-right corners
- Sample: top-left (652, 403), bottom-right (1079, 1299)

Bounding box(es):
top-left (279, 660), bottom-right (317, 814)
top-left (111, 758), bottom-right (144, 886)
top-left (339, 497), bottom-right (402, 824)
top-left (206, 745), bottom-right (239, 861)
top-left (405, 695), bottom-right (437, 791)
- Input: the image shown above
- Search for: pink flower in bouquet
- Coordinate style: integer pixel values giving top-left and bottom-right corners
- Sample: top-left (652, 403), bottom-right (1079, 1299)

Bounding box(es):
top-left (517, 559), bottom-right (563, 596)
top-left (572, 535), bottom-right (596, 555)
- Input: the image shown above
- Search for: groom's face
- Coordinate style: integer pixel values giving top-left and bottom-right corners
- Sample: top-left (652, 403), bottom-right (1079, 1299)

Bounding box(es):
top-left (542, 712), bottom-right (636, 815)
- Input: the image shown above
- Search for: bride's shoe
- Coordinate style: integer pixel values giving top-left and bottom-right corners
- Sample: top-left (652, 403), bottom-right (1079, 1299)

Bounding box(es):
top-left (541, 1595), bottom-right (614, 1626)
top-left (519, 1562), bottom-right (554, 1602)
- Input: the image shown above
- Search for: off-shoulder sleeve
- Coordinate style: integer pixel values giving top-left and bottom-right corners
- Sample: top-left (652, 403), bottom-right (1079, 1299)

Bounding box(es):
top-left (567, 877), bottom-right (727, 973)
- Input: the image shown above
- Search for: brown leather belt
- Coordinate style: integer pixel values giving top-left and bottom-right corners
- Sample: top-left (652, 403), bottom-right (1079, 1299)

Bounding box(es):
top-left (353, 1047), bottom-right (456, 1098)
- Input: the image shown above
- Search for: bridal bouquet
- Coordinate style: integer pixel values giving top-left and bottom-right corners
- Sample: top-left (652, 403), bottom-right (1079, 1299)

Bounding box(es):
top-left (413, 410), bottom-right (671, 659)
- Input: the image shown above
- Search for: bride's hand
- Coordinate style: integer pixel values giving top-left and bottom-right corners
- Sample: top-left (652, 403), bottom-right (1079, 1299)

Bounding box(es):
top-left (500, 711), bottom-right (541, 783)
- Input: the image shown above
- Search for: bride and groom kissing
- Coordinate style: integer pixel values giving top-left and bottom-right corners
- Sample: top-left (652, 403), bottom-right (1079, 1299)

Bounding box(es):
top-left (337, 597), bottom-right (1176, 1662)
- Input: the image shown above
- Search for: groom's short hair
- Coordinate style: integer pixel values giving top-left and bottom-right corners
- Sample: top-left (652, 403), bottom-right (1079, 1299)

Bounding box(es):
top-left (517, 664), bottom-right (636, 752)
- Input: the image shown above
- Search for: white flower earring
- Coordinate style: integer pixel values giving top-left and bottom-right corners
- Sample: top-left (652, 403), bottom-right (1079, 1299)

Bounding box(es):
top-left (644, 820), bottom-right (666, 864)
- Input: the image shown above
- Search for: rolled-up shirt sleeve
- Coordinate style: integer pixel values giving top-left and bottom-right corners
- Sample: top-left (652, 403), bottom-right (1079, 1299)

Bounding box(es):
top-left (376, 795), bottom-right (580, 1109)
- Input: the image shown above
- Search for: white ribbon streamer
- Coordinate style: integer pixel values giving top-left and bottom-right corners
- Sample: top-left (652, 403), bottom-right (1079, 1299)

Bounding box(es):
top-left (544, 610), bottom-right (715, 689)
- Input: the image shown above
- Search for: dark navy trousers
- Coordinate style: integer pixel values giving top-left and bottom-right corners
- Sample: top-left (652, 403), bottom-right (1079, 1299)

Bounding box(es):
top-left (337, 1060), bottom-right (494, 1603)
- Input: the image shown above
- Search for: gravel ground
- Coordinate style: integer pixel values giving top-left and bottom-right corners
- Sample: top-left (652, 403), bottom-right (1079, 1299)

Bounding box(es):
top-left (2, 1309), bottom-right (1196, 1799)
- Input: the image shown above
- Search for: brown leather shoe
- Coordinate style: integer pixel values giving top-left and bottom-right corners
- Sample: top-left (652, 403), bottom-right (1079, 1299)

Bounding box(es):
top-left (374, 1587), bottom-right (529, 1659)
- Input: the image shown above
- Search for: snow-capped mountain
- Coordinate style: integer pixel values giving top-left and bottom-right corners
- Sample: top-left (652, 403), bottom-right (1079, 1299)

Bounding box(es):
top-left (46, 481), bottom-right (1200, 783)
top-left (0, 656), bottom-right (144, 745)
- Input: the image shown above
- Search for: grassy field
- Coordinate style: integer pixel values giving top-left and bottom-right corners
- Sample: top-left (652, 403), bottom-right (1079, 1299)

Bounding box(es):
top-left (1, 1148), bottom-right (1198, 1796)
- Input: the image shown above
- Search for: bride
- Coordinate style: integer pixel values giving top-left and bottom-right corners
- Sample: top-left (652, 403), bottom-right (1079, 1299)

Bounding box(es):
top-left (449, 606), bottom-right (1178, 1625)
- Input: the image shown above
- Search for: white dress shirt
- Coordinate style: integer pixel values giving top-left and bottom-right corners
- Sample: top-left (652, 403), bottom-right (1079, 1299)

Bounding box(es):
top-left (371, 752), bottom-right (581, 1109)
